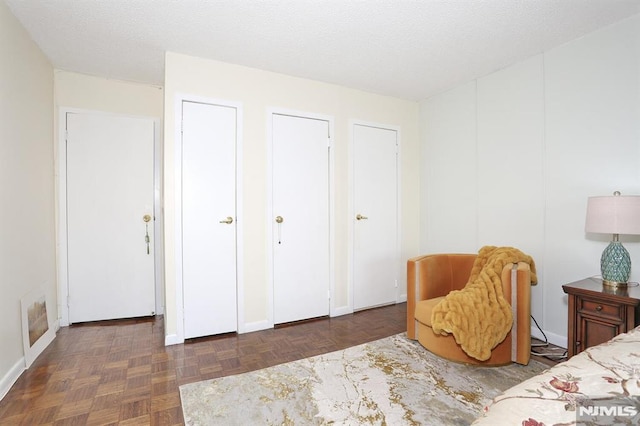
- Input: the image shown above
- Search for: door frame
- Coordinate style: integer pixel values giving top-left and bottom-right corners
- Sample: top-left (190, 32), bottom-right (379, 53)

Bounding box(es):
top-left (57, 108), bottom-right (163, 327)
top-left (348, 120), bottom-right (402, 313)
top-left (173, 93), bottom-right (244, 343)
top-left (266, 108), bottom-right (335, 328)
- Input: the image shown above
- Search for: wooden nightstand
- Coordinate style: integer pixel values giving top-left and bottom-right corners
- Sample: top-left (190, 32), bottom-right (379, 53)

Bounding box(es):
top-left (563, 277), bottom-right (640, 358)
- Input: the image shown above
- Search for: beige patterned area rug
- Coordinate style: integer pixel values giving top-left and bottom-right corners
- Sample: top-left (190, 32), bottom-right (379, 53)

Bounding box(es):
top-left (179, 334), bottom-right (548, 425)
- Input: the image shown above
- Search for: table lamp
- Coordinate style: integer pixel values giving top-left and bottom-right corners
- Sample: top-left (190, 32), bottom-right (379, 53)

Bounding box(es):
top-left (585, 191), bottom-right (640, 287)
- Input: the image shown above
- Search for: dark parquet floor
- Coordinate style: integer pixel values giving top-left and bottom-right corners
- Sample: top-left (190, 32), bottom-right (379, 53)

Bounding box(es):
top-left (0, 303), bottom-right (407, 425)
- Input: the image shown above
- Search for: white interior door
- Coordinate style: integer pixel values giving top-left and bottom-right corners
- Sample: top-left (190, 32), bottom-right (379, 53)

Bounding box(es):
top-left (353, 124), bottom-right (398, 310)
top-left (66, 112), bottom-right (155, 323)
top-left (181, 101), bottom-right (238, 339)
top-left (272, 113), bottom-right (330, 324)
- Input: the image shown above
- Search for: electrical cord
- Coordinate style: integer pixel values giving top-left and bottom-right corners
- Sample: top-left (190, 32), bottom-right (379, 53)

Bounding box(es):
top-left (533, 352), bottom-right (567, 358)
top-left (530, 314), bottom-right (548, 346)
top-left (529, 314), bottom-right (568, 360)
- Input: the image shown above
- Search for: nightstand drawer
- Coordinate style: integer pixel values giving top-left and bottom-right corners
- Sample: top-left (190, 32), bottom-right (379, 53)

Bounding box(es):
top-left (579, 298), bottom-right (621, 319)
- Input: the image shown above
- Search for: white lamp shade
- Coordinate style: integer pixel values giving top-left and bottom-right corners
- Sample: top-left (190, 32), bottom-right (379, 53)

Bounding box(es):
top-left (585, 195), bottom-right (640, 235)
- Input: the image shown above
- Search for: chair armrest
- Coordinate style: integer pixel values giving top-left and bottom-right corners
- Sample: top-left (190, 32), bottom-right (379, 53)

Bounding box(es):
top-left (501, 261), bottom-right (532, 364)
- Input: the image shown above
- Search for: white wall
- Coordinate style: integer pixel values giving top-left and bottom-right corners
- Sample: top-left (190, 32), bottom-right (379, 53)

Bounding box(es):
top-left (420, 14), bottom-right (640, 346)
top-left (477, 56), bottom-right (546, 328)
top-left (0, 1), bottom-right (55, 397)
top-left (54, 70), bottom-right (163, 117)
top-left (420, 81), bottom-right (478, 253)
top-left (164, 52), bottom-right (420, 340)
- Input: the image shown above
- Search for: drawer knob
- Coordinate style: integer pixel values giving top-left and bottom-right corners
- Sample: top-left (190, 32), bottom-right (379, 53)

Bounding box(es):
top-left (596, 305), bottom-right (603, 311)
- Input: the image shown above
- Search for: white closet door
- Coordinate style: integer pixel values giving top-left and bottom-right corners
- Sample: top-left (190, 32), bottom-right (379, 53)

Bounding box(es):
top-left (272, 113), bottom-right (330, 324)
top-left (66, 112), bottom-right (155, 323)
top-left (353, 124), bottom-right (398, 310)
top-left (181, 101), bottom-right (238, 339)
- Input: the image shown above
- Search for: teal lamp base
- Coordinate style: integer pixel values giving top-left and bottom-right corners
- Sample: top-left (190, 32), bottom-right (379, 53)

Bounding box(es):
top-left (600, 241), bottom-right (631, 287)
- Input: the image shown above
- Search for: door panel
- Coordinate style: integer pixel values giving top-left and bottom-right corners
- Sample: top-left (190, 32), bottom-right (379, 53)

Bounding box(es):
top-left (353, 124), bottom-right (398, 310)
top-left (181, 101), bottom-right (238, 339)
top-left (272, 114), bottom-right (330, 324)
top-left (66, 112), bottom-right (155, 323)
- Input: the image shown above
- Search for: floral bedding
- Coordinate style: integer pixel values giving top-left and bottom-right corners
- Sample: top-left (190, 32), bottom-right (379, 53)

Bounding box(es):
top-left (472, 326), bottom-right (640, 425)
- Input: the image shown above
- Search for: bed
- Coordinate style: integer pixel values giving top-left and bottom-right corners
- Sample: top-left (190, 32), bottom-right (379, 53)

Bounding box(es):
top-left (472, 326), bottom-right (640, 425)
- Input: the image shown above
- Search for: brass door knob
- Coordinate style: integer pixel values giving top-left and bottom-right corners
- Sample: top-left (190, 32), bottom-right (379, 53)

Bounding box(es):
top-left (275, 216), bottom-right (284, 224)
top-left (219, 216), bottom-right (234, 224)
top-left (356, 214), bottom-right (368, 221)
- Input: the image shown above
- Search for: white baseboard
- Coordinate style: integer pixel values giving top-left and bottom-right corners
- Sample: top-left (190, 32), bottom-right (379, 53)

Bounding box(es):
top-left (241, 320), bottom-right (271, 334)
top-left (164, 334), bottom-right (182, 346)
top-left (0, 358), bottom-right (25, 401)
top-left (331, 306), bottom-right (352, 317)
top-left (531, 327), bottom-right (567, 349)
top-left (165, 320), bottom-right (274, 345)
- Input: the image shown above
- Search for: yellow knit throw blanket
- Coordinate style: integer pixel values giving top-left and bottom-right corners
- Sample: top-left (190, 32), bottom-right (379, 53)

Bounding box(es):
top-left (430, 246), bottom-right (537, 361)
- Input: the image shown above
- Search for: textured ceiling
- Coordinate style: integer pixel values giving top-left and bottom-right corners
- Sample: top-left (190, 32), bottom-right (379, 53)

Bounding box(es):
top-left (5, 0), bottom-right (640, 101)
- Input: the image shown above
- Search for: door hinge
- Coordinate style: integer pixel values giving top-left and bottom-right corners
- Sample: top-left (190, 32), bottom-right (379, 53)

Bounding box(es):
top-left (327, 138), bottom-right (332, 148)
top-left (394, 279), bottom-right (398, 288)
top-left (328, 290), bottom-right (331, 300)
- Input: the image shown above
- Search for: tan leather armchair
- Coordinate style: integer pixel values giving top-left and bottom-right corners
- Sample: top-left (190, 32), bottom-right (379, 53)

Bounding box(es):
top-left (407, 253), bottom-right (532, 366)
